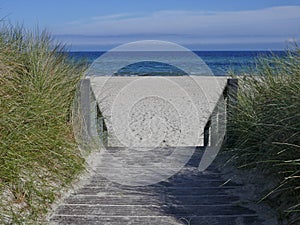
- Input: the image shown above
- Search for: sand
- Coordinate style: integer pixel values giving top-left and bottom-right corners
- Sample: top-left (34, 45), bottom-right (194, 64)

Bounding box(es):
top-left (90, 75), bottom-right (228, 148)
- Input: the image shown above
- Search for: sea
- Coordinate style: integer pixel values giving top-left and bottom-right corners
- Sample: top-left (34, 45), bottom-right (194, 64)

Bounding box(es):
top-left (67, 51), bottom-right (286, 76)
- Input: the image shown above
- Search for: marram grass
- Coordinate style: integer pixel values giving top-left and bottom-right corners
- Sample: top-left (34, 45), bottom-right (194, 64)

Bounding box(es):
top-left (229, 46), bottom-right (300, 223)
top-left (0, 25), bottom-right (86, 224)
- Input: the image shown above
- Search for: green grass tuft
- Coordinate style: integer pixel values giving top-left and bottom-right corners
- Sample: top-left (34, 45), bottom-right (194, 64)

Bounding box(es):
top-left (228, 45), bottom-right (300, 223)
top-left (0, 24), bottom-right (86, 224)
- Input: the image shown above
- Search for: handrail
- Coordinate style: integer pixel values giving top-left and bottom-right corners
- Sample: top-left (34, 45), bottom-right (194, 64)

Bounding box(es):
top-left (203, 78), bottom-right (238, 147)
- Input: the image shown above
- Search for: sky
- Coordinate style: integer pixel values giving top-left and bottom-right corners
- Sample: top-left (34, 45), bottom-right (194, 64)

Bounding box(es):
top-left (0, 0), bottom-right (300, 51)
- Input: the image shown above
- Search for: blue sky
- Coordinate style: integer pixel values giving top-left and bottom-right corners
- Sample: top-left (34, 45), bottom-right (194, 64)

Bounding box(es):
top-left (1, 0), bottom-right (300, 51)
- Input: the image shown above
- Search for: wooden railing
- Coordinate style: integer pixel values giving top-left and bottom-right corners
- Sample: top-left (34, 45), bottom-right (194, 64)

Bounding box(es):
top-left (203, 78), bottom-right (238, 147)
top-left (78, 77), bottom-right (238, 149)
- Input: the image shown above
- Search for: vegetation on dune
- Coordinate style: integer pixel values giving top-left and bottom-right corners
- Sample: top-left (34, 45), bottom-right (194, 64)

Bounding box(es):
top-left (0, 21), bottom-right (300, 224)
top-left (0, 25), bottom-right (86, 224)
top-left (228, 45), bottom-right (300, 223)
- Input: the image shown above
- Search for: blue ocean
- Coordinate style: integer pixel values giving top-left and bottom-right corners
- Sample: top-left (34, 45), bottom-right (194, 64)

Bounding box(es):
top-left (67, 51), bottom-right (286, 76)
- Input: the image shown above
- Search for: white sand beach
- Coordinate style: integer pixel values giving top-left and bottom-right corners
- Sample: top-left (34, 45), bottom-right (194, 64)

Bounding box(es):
top-left (90, 76), bottom-right (228, 147)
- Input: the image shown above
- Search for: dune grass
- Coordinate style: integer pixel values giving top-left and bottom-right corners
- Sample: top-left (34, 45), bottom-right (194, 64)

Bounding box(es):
top-left (0, 25), bottom-right (86, 224)
top-left (228, 46), bottom-right (300, 223)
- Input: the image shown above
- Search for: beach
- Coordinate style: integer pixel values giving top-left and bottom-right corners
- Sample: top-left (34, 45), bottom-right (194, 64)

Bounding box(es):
top-left (90, 76), bottom-right (228, 147)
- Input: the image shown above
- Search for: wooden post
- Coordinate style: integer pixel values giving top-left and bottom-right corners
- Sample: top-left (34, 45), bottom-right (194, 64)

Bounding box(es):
top-left (204, 119), bottom-right (211, 146)
top-left (226, 78), bottom-right (238, 146)
top-left (80, 79), bottom-right (91, 142)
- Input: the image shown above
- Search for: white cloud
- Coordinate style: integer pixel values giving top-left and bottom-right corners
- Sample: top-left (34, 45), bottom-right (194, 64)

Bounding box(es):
top-left (53, 6), bottom-right (300, 49)
top-left (90, 13), bottom-right (139, 21)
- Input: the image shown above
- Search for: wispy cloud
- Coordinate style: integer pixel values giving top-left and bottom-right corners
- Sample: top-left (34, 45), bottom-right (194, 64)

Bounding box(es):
top-left (90, 13), bottom-right (143, 21)
top-left (54, 6), bottom-right (300, 50)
